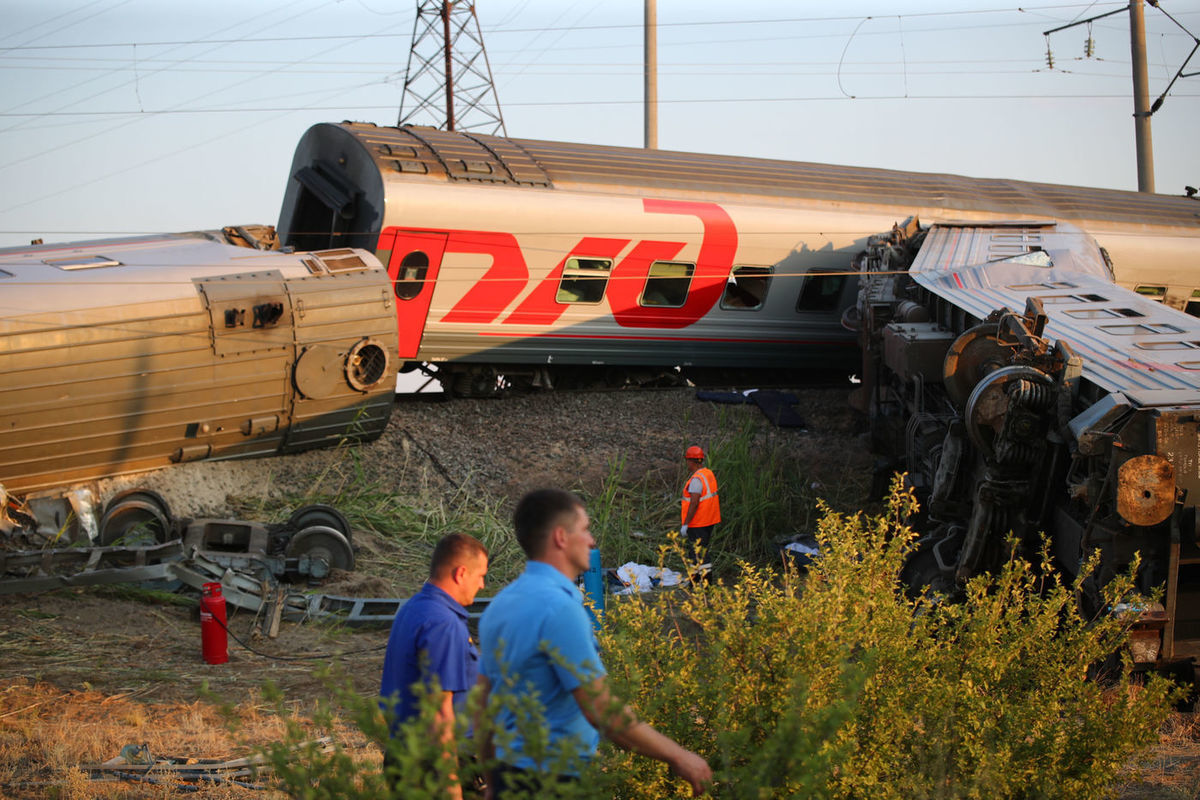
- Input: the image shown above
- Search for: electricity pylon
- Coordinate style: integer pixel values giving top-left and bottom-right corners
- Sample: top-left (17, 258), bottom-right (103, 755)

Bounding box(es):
top-left (397, 1), bottom-right (506, 135)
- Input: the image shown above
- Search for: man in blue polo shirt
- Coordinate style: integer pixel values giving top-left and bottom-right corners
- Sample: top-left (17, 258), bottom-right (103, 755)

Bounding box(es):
top-left (477, 489), bottom-right (712, 798)
top-left (380, 532), bottom-right (488, 799)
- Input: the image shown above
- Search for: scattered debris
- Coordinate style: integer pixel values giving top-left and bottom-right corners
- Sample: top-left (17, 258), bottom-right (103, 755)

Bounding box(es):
top-left (694, 389), bottom-right (806, 428)
top-left (80, 736), bottom-right (333, 792)
top-left (612, 561), bottom-right (685, 594)
top-left (780, 534), bottom-right (821, 569)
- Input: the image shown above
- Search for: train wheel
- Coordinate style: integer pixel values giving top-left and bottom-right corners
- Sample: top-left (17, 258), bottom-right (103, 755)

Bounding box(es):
top-left (942, 324), bottom-right (1009, 409)
top-left (471, 372), bottom-right (501, 397)
top-left (285, 525), bottom-right (356, 574)
top-left (98, 489), bottom-right (173, 546)
top-left (287, 504), bottom-right (352, 542)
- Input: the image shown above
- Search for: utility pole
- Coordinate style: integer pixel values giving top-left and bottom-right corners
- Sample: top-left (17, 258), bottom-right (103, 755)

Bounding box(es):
top-left (1043, 2), bottom-right (1155, 192)
top-left (1128, 0), bottom-right (1155, 193)
top-left (644, 0), bottom-right (657, 149)
top-left (398, 1), bottom-right (506, 135)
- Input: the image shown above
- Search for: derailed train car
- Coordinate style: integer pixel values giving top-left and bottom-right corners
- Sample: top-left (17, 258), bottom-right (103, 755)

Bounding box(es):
top-left (276, 121), bottom-right (1200, 395)
top-left (856, 218), bottom-right (1200, 671)
top-left (0, 229), bottom-right (398, 535)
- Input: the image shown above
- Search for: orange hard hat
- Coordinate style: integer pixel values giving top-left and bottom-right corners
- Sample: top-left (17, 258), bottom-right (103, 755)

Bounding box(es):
top-left (685, 445), bottom-right (705, 460)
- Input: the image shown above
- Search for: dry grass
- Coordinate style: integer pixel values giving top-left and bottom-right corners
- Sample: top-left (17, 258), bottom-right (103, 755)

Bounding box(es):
top-left (1109, 713), bottom-right (1200, 799)
top-left (0, 678), bottom-right (380, 798)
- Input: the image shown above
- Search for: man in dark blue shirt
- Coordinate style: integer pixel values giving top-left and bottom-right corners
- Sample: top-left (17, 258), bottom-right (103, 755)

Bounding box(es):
top-left (380, 532), bottom-right (488, 798)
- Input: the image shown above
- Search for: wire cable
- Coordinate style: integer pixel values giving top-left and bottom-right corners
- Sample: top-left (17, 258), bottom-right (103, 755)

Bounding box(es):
top-left (214, 605), bottom-right (387, 662)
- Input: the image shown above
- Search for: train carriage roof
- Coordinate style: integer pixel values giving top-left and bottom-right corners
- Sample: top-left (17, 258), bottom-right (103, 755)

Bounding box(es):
top-left (290, 122), bottom-right (1200, 230)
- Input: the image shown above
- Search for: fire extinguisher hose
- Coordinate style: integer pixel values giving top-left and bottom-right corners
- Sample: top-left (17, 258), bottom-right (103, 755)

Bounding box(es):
top-left (210, 613), bottom-right (388, 662)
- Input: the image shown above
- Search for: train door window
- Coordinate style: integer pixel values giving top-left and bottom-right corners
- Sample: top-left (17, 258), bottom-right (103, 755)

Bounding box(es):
top-left (556, 257), bottom-right (612, 304)
top-left (796, 270), bottom-right (847, 312)
top-left (1136, 285), bottom-right (1166, 302)
top-left (1187, 290), bottom-right (1200, 319)
top-left (721, 266), bottom-right (771, 310)
top-left (640, 261), bottom-right (694, 307)
top-left (395, 251), bottom-right (429, 300)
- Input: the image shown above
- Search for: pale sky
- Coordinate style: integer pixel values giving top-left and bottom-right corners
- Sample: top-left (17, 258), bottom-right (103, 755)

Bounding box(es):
top-left (1, 0), bottom-right (1197, 249)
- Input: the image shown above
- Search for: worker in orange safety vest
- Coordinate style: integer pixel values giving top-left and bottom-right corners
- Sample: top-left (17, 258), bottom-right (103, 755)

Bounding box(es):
top-left (680, 445), bottom-right (720, 556)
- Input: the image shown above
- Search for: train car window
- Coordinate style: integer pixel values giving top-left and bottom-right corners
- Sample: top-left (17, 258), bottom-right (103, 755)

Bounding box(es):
top-left (316, 249), bottom-right (370, 273)
top-left (395, 251), bottom-right (429, 300)
top-left (557, 257), bottom-right (612, 304)
top-left (1063, 308), bottom-right (1144, 320)
top-left (1135, 341), bottom-right (1200, 350)
top-left (796, 271), bottom-right (847, 313)
top-left (1187, 290), bottom-right (1200, 319)
top-left (721, 266), bottom-right (771, 310)
top-left (43, 255), bottom-right (121, 270)
top-left (1100, 322), bottom-right (1185, 336)
top-left (1180, 361), bottom-right (1200, 370)
top-left (1008, 282), bottom-right (1078, 291)
top-left (1036, 294), bottom-right (1108, 304)
top-left (0, 269), bottom-right (12, 279)
top-left (1135, 285), bottom-right (1167, 302)
top-left (640, 261), bottom-right (694, 307)
top-left (999, 250), bottom-right (1054, 268)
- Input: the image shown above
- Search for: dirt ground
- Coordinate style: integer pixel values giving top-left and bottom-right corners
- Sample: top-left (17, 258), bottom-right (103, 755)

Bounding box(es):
top-left (3, 386), bottom-right (1200, 797)
top-left (3, 386), bottom-right (868, 703)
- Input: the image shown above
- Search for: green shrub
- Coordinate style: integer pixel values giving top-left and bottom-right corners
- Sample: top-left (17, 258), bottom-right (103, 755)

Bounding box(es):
top-left (252, 482), bottom-right (1179, 799)
top-left (597, 482), bottom-right (1180, 799)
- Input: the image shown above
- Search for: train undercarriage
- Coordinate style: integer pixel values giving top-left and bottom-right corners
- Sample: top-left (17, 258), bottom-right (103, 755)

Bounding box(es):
top-left (856, 218), bottom-right (1200, 673)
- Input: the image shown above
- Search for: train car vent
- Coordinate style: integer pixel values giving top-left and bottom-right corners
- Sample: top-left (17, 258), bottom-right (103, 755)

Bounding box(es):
top-left (346, 338), bottom-right (389, 391)
top-left (43, 254), bottom-right (121, 270)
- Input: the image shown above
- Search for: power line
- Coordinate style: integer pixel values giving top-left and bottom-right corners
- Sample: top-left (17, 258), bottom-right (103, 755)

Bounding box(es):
top-left (0, 91), bottom-right (1192, 120)
top-left (7, 3), bottom-right (1186, 53)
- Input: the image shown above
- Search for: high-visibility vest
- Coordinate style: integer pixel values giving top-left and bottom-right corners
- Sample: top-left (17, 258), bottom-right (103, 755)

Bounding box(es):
top-left (681, 467), bottom-right (720, 527)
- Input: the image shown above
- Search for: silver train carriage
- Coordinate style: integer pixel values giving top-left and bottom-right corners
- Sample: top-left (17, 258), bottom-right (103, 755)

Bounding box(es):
top-left (276, 121), bottom-right (1200, 396)
top-left (0, 229), bottom-right (398, 519)
top-left (856, 217), bottom-right (1200, 672)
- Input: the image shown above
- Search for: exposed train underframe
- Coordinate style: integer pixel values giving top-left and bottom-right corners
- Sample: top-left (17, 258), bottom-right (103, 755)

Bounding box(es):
top-left (857, 218), bottom-right (1200, 671)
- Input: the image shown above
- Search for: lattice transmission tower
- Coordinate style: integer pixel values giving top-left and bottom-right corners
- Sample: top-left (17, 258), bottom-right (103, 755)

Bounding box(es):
top-left (397, 1), bottom-right (506, 135)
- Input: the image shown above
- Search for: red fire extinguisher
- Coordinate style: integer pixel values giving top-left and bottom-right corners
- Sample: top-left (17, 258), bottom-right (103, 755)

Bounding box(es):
top-left (200, 582), bottom-right (229, 665)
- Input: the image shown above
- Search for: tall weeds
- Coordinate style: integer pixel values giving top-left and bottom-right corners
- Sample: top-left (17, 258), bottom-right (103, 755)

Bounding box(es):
top-left (585, 409), bottom-right (851, 572)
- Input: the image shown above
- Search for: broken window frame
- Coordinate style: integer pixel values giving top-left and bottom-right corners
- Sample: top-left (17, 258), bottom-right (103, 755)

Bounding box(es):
top-left (795, 269), bottom-right (848, 313)
top-left (720, 265), bottom-right (772, 311)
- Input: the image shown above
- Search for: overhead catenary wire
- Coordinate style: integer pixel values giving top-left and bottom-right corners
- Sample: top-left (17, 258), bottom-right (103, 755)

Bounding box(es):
top-left (0, 91), bottom-right (1192, 121)
top-left (2, 2), bottom-right (1175, 53)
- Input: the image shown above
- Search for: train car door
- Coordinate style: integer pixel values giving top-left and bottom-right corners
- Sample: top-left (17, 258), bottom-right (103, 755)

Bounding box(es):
top-left (380, 228), bottom-right (447, 358)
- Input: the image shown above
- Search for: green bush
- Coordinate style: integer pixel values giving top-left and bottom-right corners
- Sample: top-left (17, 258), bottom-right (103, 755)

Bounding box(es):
top-left (597, 483), bottom-right (1180, 799)
top-left (254, 483), bottom-right (1179, 799)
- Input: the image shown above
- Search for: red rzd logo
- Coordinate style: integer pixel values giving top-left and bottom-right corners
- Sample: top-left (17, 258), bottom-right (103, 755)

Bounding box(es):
top-left (389, 199), bottom-right (738, 329)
